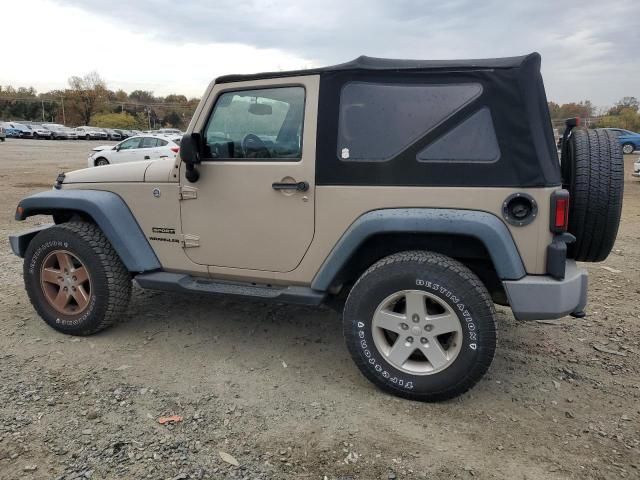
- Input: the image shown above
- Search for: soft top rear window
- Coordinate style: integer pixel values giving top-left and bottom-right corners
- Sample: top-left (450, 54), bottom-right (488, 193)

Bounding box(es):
top-left (337, 82), bottom-right (482, 162)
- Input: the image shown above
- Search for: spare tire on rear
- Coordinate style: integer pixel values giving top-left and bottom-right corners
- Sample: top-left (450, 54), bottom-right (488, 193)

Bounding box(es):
top-left (561, 128), bottom-right (623, 262)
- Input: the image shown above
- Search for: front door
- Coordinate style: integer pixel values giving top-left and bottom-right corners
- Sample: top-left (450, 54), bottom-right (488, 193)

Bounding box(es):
top-left (179, 76), bottom-right (319, 273)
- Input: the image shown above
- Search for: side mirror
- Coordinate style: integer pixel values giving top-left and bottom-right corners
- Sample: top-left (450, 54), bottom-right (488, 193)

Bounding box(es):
top-left (114, 145), bottom-right (120, 151)
top-left (180, 132), bottom-right (203, 183)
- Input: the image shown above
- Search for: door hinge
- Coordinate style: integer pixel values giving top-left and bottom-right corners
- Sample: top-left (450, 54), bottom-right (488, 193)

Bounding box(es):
top-left (179, 234), bottom-right (200, 248)
top-left (179, 185), bottom-right (198, 200)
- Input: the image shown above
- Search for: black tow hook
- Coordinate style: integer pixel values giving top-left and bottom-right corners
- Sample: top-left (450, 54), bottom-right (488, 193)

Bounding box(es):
top-left (570, 311), bottom-right (586, 318)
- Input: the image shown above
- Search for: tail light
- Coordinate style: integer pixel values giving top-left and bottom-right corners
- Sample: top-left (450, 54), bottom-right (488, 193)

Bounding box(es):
top-left (550, 189), bottom-right (570, 233)
top-left (170, 146), bottom-right (180, 153)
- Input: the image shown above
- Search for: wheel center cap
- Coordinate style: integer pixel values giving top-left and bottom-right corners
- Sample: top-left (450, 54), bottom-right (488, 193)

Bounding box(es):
top-left (411, 325), bottom-right (422, 336)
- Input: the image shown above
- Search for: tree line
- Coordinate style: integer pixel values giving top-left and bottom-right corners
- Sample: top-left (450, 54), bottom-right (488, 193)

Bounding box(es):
top-left (548, 97), bottom-right (640, 131)
top-left (0, 72), bottom-right (199, 130)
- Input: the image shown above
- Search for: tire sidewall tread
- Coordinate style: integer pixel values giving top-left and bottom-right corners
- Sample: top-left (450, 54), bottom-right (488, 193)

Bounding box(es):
top-left (343, 251), bottom-right (496, 402)
top-left (23, 221), bottom-right (131, 336)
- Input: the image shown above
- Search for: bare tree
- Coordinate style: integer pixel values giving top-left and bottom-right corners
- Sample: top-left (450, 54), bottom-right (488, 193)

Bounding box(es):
top-left (67, 72), bottom-right (107, 125)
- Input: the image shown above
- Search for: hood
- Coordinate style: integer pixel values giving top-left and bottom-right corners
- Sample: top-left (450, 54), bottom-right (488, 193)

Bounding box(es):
top-left (62, 160), bottom-right (155, 184)
top-left (92, 144), bottom-right (114, 152)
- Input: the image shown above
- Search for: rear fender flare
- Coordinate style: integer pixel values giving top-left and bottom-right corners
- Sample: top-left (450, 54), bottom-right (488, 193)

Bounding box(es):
top-left (311, 208), bottom-right (526, 290)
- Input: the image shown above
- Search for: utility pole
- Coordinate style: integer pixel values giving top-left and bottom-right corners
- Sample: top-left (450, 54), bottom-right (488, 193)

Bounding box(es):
top-left (41, 100), bottom-right (45, 121)
top-left (61, 97), bottom-right (66, 125)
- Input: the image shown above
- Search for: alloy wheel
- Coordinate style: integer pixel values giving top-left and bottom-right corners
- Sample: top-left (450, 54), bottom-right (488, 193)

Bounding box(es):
top-left (372, 290), bottom-right (462, 375)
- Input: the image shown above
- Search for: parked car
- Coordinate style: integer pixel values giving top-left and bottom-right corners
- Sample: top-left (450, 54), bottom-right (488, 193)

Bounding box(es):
top-left (158, 128), bottom-right (182, 135)
top-left (8, 122), bottom-right (35, 138)
top-left (0, 124), bottom-right (5, 142)
top-left (64, 127), bottom-right (78, 140)
top-left (26, 124), bottom-right (52, 139)
top-left (633, 158), bottom-right (640, 178)
top-left (87, 134), bottom-right (180, 167)
top-left (42, 124), bottom-right (70, 140)
top-left (103, 129), bottom-right (122, 141)
top-left (0, 122), bottom-right (22, 137)
top-left (75, 126), bottom-right (108, 140)
top-left (112, 129), bottom-right (130, 139)
top-left (605, 128), bottom-right (640, 154)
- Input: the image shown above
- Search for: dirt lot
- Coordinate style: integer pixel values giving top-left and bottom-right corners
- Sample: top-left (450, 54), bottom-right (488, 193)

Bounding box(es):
top-left (0, 138), bottom-right (638, 480)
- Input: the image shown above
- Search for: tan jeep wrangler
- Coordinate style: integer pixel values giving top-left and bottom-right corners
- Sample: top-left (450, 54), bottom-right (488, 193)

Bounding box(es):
top-left (10, 53), bottom-right (623, 401)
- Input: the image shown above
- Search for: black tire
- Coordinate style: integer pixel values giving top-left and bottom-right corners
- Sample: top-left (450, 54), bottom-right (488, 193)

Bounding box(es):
top-left (86, 135), bottom-right (91, 140)
top-left (95, 157), bottom-right (109, 167)
top-left (563, 129), bottom-right (624, 262)
top-left (23, 222), bottom-right (131, 336)
top-left (622, 143), bottom-right (635, 155)
top-left (343, 251), bottom-right (496, 402)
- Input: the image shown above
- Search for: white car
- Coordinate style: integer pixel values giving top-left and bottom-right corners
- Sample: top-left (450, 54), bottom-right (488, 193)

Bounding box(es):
top-left (28, 124), bottom-right (53, 139)
top-left (158, 128), bottom-right (182, 135)
top-left (76, 126), bottom-right (108, 140)
top-left (633, 158), bottom-right (640, 178)
top-left (87, 135), bottom-right (181, 167)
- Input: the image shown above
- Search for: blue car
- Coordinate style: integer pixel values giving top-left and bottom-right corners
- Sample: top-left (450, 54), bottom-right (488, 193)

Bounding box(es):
top-left (605, 128), bottom-right (640, 154)
top-left (0, 122), bottom-right (21, 138)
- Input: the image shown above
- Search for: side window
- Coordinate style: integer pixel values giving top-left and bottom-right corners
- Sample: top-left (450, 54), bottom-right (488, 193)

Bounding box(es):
top-left (337, 82), bottom-right (482, 162)
top-left (203, 86), bottom-right (305, 160)
top-left (417, 107), bottom-right (500, 163)
top-left (141, 137), bottom-right (159, 148)
top-left (119, 137), bottom-right (141, 150)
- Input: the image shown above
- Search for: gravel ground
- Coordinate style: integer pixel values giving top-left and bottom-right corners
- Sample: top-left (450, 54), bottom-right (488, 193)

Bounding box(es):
top-left (0, 138), bottom-right (639, 480)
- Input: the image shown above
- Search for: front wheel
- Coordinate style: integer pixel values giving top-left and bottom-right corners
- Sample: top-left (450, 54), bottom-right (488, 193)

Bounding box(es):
top-left (622, 143), bottom-right (635, 155)
top-left (23, 222), bottom-right (131, 336)
top-left (343, 251), bottom-right (496, 402)
top-left (95, 157), bottom-right (109, 167)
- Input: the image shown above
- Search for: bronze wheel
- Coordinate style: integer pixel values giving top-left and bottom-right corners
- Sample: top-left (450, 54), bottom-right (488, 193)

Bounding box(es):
top-left (24, 222), bottom-right (131, 335)
top-left (40, 250), bottom-right (92, 315)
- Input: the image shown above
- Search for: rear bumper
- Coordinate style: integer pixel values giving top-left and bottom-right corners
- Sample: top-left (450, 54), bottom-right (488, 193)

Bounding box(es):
top-left (503, 261), bottom-right (588, 320)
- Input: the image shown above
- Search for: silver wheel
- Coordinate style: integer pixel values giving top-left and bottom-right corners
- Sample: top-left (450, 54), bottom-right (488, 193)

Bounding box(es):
top-left (372, 289), bottom-right (462, 375)
top-left (622, 143), bottom-right (634, 154)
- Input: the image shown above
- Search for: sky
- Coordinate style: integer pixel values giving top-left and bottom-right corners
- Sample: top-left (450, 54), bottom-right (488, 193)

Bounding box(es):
top-left (1, 0), bottom-right (638, 107)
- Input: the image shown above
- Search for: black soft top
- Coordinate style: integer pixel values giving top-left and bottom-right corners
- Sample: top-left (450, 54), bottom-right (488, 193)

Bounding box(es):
top-left (217, 52), bottom-right (561, 188)
top-left (216, 54), bottom-right (535, 84)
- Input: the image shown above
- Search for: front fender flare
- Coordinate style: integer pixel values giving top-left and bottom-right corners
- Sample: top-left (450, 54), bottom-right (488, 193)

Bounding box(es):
top-left (311, 208), bottom-right (526, 290)
top-left (12, 189), bottom-right (160, 273)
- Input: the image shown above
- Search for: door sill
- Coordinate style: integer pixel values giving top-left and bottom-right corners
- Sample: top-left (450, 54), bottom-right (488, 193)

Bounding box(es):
top-left (135, 272), bottom-right (325, 306)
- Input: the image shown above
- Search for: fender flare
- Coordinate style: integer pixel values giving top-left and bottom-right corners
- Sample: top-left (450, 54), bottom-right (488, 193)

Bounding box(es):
top-left (311, 208), bottom-right (526, 290)
top-left (12, 189), bottom-right (160, 273)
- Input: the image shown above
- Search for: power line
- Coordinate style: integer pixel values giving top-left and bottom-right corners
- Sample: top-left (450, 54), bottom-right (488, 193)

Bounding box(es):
top-left (0, 96), bottom-right (197, 110)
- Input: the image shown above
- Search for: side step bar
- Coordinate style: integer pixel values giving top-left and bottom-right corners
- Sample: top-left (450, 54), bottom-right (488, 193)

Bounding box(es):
top-left (135, 272), bottom-right (326, 306)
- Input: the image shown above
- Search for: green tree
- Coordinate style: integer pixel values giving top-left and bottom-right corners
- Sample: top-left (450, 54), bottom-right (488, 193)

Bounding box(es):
top-left (91, 112), bottom-right (146, 129)
top-left (607, 97), bottom-right (639, 116)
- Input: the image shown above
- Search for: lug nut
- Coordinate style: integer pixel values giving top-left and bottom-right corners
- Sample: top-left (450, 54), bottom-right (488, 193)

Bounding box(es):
top-left (424, 324), bottom-right (433, 332)
top-left (421, 337), bottom-right (428, 344)
top-left (406, 336), bottom-right (414, 343)
top-left (412, 314), bottom-right (420, 323)
top-left (400, 323), bottom-right (409, 330)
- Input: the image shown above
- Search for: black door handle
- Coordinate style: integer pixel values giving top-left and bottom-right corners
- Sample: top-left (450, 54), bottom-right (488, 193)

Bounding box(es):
top-left (144, 155), bottom-right (150, 160)
top-left (272, 181), bottom-right (309, 192)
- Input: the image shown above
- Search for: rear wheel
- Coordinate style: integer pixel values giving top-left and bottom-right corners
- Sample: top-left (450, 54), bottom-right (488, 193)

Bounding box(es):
top-left (23, 222), bottom-right (131, 336)
top-left (343, 251), bottom-right (496, 402)
top-left (622, 143), bottom-right (635, 155)
top-left (563, 129), bottom-right (624, 262)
